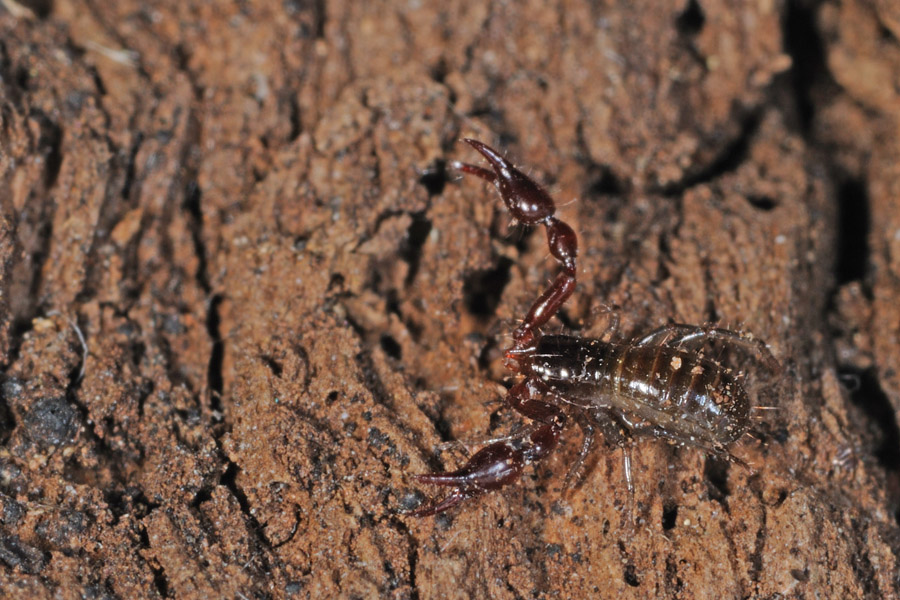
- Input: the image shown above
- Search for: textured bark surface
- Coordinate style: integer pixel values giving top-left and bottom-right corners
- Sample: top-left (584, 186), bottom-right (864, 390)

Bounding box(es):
top-left (1, 0), bottom-right (899, 598)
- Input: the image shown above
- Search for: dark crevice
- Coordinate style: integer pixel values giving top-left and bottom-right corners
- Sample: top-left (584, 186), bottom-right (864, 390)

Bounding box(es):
top-left (623, 563), bottom-right (640, 587)
top-left (220, 463), bottom-right (248, 510)
top-left (506, 223), bottom-right (534, 255)
top-left (838, 367), bottom-right (900, 474)
top-left (379, 334), bottom-right (402, 360)
top-left (675, 0), bottom-right (705, 36)
top-left (704, 456), bottom-right (731, 509)
top-left (656, 233), bottom-right (672, 282)
top-left (554, 306), bottom-right (580, 332)
top-left (462, 258), bottom-right (513, 319)
top-left (0, 41), bottom-right (18, 105)
top-left (834, 177), bottom-right (870, 284)
top-left (173, 43), bottom-right (191, 74)
top-left (328, 273), bottom-right (345, 294)
top-left (88, 65), bottom-right (107, 96)
top-left (219, 461), bottom-right (276, 578)
top-left (313, 0), bottom-right (326, 39)
top-left (152, 324), bottom-right (198, 404)
top-left (366, 210), bottom-right (405, 247)
top-left (433, 415), bottom-right (453, 444)
top-left (286, 0), bottom-right (327, 42)
top-left (287, 93), bottom-right (302, 142)
top-left (428, 57), bottom-right (449, 85)
top-left (476, 334), bottom-right (500, 371)
top-left (105, 486), bottom-right (158, 524)
top-left (400, 212), bottom-right (432, 287)
top-left (662, 501), bottom-right (678, 530)
top-left (665, 554), bottom-right (684, 595)
top-left (353, 350), bottom-right (392, 408)
top-left (782, 0), bottom-right (828, 135)
top-left (138, 526), bottom-right (171, 598)
top-left (580, 157), bottom-right (627, 203)
top-left (746, 195), bottom-right (778, 211)
top-left (269, 505), bottom-right (301, 548)
top-left (260, 354), bottom-right (283, 377)
top-left (417, 160), bottom-right (448, 198)
top-left (121, 131), bottom-right (144, 203)
top-left (0, 380), bottom-right (15, 445)
top-left (502, 575), bottom-right (526, 600)
top-left (20, 214), bottom-right (52, 317)
top-left (30, 110), bottom-right (63, 189)
top-left (189, 483), bottom-right (213, 509)
top-left (14, 64), bottom-right (28, 90)
top-left (205, 294), bottom-right (224, 414)
top-left (700, 261), bottom-right (720, 324)
top-left (655, 110), bottom-right (762, 196)
top-left (183, 181), bottom-right (210, 293)
top-left (29, 0), bottom-right (54, 19)
top-left (747, 516), bottom-right (767, 584)
top-left (183, 175), bottom-right (225, 417)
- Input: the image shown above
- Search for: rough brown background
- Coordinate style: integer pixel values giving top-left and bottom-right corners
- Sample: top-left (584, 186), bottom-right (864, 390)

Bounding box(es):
top-left (1, 0), bottom-right (899, 598)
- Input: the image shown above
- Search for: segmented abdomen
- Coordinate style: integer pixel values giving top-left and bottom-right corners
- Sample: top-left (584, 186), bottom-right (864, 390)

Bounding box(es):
top-left (530, 335), bottom-right (750, 446)
top-left (611, 343), bottom-right (749, 444)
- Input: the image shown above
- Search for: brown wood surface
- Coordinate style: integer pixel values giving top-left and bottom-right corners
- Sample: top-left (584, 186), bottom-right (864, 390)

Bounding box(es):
top-left (1, 0), bottom-right (899, 598)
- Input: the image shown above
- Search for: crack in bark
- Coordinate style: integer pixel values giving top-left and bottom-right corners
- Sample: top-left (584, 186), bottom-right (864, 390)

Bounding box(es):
top-left (747, 506), bottom-right (767, 591)
top-left (137, 522), bottom-right (171, 598)
top-left (654, 110), bottom-right (763, 197)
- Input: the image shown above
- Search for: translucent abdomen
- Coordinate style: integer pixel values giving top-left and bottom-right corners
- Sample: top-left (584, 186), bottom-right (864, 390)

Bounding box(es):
top-left (529, 335), bottom-right (750, 447)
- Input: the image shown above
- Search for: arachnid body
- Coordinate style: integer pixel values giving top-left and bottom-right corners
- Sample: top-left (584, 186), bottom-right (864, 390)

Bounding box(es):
top-left (410, 139), bottom-right (779, 517)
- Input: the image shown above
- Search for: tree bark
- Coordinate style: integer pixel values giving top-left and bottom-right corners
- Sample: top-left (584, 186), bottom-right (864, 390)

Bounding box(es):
top-left (0, 0), bottom-right (898, 598)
